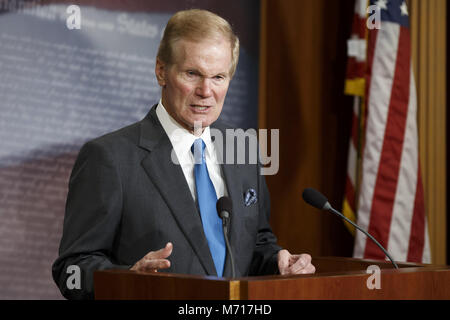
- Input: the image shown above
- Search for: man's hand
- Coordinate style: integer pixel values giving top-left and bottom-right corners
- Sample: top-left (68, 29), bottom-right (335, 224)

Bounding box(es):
top-left (277, 249), bottom-right (316, 275)
top-left (130, 242), bottom-right (173, 272)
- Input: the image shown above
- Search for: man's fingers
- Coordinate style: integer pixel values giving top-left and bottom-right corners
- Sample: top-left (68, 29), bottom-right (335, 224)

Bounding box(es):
top-left (288, 254), bottom-right (311, 272)
top-left (277, 250), bottom-right (315, 275)
top-left (277, 249), bottom-right (290, 275)
top-left (132, 258), bottom-right (171, 272)
top-left (131, 243), bottom-right (173, 272)
top-left (296, 263), bottom-right (316, 274)
top-left (289, 254), bottom-right (314, 274)
top-left (288, 254), bottom-right (300, 265)
top-left (141, 258), bottom-right (171, 271)
top-left (145, 242), bottom-right (173, 260)
top-left (301, 264), bottom-right (316, 274)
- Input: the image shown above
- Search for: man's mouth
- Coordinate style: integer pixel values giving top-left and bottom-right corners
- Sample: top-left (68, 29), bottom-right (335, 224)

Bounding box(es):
top-left (190, 105), bottom-right (211, 112)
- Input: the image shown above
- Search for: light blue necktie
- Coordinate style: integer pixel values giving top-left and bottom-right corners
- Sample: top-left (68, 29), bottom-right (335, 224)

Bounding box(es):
top-left (191, 138), bottom-right (225, 276)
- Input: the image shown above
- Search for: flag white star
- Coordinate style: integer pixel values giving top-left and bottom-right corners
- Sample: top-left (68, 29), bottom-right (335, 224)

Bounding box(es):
top-left (400, 1), bottom-right (409, 16)
top-left (375, 0), bottom-right (388, 10)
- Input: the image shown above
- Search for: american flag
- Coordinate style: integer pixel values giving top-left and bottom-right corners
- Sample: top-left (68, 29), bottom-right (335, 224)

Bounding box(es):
top-left (343, 0), bottom-right (431, 263)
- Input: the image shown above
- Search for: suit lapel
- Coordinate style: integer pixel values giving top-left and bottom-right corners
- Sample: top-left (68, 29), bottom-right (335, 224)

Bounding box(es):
top-left (213, 125), bottom-right (245, 278)
top-left (221, 162), bottom-right (244, 278)
top-left (139, 107), bottom-right (217, 276)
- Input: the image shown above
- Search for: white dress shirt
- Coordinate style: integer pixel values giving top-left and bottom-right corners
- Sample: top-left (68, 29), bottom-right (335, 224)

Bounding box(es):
top-left (155, 100), bottom-right (228, 201)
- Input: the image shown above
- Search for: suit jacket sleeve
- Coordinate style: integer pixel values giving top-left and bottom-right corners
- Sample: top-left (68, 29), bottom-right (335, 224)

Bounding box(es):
top-left (248, 162), bottom-right (282, 275)
top-left (52, 140), bottom-right (131, 300)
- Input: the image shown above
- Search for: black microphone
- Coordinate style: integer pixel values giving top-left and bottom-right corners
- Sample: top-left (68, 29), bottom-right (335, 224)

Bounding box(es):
top-left (216, 196), bottom-right (236, 278)
top-left (302, 188), bottom-right (399, 269)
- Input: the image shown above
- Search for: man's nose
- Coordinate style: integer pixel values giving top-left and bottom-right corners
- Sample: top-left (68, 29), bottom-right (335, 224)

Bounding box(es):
top-left (195, 78), bottom-right (213, 98)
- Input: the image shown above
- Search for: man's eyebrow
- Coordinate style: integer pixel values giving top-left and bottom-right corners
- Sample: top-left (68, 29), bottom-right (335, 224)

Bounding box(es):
top-left (185, 68), bottom-right (203, 75)
top-left (185, 68), bottom-right (229, 78)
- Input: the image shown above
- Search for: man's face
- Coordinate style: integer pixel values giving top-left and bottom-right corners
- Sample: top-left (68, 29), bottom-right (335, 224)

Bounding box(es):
top-left (155, 37), bottom-right (232, 133)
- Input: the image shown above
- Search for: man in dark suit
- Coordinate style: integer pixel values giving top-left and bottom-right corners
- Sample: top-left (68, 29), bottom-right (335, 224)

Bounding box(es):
top-left (52, 9), bottom-right (315, 300)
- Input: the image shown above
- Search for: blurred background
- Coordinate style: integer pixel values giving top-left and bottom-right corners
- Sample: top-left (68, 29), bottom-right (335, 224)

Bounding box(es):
top-left (0, 0), bottom-right (447, 299)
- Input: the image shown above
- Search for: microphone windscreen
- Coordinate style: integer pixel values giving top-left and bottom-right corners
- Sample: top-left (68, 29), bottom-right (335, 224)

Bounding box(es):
top-left (216, 196), bottom-right (233, 217)
top-left (302, 188), bottom-right (328, 210)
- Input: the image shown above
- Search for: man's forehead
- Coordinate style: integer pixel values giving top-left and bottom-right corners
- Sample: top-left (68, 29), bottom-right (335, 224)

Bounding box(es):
top-left (171, 38), bottom-right (232, 74)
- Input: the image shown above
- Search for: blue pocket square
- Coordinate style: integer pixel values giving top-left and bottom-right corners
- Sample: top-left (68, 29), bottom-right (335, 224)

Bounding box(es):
top-left (244, 188), bottom-right (257, 207)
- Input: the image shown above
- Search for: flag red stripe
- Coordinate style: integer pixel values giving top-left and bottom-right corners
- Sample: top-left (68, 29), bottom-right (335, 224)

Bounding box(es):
top-left (407, 164), bottom-right (425, 262)
top-left (346, 59), bottom-right (363, 79)
top-left (345, 14), bottom-right (367, 80)
top-left (352, 14), bottom-right (366, 39)
top-left (364, 27), bottom-right (411, 259)
top-left (346, 58), bottom-right (366, 80)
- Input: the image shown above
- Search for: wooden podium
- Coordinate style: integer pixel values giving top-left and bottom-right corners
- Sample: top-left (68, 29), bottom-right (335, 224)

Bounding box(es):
top-left (94, 257), bottom-right (450, 300)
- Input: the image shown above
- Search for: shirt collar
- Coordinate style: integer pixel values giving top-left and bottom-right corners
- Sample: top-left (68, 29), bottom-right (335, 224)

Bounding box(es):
top-left (155, 100), bottom-right (214, 159)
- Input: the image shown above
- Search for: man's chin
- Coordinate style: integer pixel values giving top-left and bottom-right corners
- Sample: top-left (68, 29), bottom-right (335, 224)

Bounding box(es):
top-left (189, 116), bottom-right (217, 128)
top-left (185, 118), bottom-right (215, 135)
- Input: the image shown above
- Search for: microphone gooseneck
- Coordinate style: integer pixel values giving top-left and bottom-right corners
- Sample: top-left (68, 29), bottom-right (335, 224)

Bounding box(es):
top-left (216, 196), bottom-right (236, 278)
top-left (302, 188), bottom-right (399, 269)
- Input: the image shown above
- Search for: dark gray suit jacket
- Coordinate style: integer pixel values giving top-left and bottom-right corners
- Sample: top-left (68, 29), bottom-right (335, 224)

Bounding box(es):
top-left (52, 105), bottom-right (281, 300)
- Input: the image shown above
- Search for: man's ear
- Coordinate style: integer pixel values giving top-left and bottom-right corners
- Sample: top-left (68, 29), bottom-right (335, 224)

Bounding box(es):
top-left (155, 58), bottom-right (167, 87)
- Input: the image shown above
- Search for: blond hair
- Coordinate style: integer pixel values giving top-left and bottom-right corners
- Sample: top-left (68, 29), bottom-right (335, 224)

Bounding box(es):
top-left (157, 9), bottom-right (240, 77)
